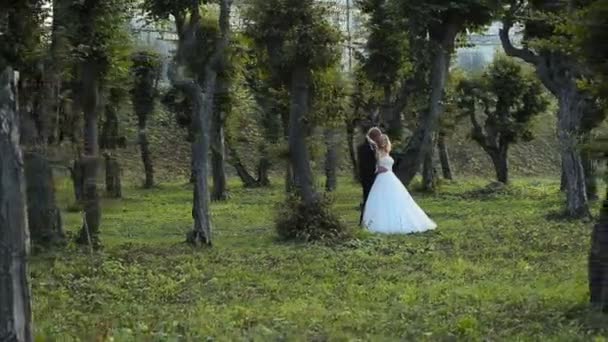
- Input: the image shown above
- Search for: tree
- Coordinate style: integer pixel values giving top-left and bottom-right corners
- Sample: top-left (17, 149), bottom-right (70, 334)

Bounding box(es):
top-left (2, 0), bottom-right (66, 249)
top-left (357, 0), bottom-right (411, 139)
top-left (437, 69), bottom-right (470, 180)
top-left (245, 0), bottom-right (348, 242)
top-left (100, 88), bottom-right (127, 198)
top-left (246, 0), bottom-right (342, 205)
top-left (456, 56), bottom-right (549, 184)
top-left (238, 40), bottom-right (286, 188)
top-left (572, 0), bottom-right (608, 313)
top-left (131, 50), bottom-right (161, 189)
top-left (211, 30), bottom-right (236, 201)
top-left (393, 0), bottom-right (497, 187)
top-left (146, 0), bottom-right (233, 245)
top-left (310, 68), bottom-right (348, 192)
top-left (0, 65), bottom-right (34, 341)
top-left (585, 135), bottom-right (608, 313)
top-left (499, 0), bottom-right (598, 217)
top-left (101, 62), bottom-right (132, 200)
top-left (346, 68), bottom-right (383, 180)
top-left (68, 0), bottom-right (133, 247)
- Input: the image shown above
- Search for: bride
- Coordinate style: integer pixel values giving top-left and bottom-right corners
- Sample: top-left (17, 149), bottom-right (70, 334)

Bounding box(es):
top-left (362, 133), bottom-right (437, 234)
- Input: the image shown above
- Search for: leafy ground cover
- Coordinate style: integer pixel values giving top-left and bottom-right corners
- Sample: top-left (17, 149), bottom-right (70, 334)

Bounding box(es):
top-left (32, 177), bottom-right (608, 341)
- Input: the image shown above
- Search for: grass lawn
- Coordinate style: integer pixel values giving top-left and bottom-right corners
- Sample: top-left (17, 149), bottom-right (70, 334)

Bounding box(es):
top-left (31, 177), bottom-right (608, 341)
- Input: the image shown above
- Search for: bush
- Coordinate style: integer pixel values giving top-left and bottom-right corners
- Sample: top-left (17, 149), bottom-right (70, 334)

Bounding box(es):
top-left (275, 194), bottom-right (350, 244)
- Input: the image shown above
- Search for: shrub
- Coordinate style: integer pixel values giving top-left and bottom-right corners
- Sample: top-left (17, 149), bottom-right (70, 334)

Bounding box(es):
top-left (275, 194), bottom-right (350, 244)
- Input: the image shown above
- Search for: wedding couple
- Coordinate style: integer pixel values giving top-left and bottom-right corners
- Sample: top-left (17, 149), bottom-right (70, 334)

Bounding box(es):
top-left (357, 127), bottom-right (436, 234)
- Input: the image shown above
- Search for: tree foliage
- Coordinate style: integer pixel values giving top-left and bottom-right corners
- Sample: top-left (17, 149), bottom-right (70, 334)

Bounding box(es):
top-left (571, 0), bottom-right (608, 100)
top-left (357, 0), bottom-right (411, 89)
top-left (0, 0), bottom-right (44, 70)
top-left (311, 68), bottom-right (350, 128)
top-left (245, 0), bottom-right (342, 80)
top-left (131, 50), bottom-right (161, 124)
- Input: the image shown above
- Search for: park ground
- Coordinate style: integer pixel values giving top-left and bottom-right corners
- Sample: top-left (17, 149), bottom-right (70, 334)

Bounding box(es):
top-left (31, 176), bottom-right (608, 341)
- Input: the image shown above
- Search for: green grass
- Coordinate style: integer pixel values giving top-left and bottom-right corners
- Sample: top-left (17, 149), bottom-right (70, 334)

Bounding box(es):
top-left (32, 177), bottom-right (608, 341)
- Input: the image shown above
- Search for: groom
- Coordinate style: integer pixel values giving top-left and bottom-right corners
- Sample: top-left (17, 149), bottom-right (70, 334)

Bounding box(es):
top-left (357, 126), bottom-right (382, 224)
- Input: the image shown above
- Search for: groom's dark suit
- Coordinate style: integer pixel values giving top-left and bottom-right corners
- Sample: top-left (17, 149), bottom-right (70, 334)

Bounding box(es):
top-left (357, 139), bottom-right (377, 224)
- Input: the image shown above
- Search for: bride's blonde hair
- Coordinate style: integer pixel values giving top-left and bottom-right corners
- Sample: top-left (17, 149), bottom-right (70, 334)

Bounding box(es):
top-left (376, 134), bottom-right (391, 154)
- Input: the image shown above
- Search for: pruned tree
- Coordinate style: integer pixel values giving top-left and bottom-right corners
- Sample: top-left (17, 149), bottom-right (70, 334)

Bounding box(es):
top-left (455, 56), bottom-right (549, 184)
top-left (131, 50), bottom-right (161, 189)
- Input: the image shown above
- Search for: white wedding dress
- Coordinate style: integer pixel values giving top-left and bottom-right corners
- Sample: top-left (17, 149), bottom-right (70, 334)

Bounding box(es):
top-left (362, 155), bottom-right (437, 234)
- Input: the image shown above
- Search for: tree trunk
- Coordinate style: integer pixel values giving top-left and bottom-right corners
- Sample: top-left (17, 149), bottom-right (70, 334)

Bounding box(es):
top-left (100, 100), bottom-right (119, 150)
top-left (421, 143), bottom-right (436, 192)
top-left (188, 73), bottom-right (215, 245)
top-left (490, 148), bottom-right (509, 184)
top-left (189, 108), bottom-right (213, 246)
top-left (211, 42), bottom-right (231, 200)
top-left (211, 143), bottom-right (227, 200)
top-left (15, 75), bottom-right (65, 249)
top-left (324, 128), bottom-right (338, 192)
top-left (589, 182), bottom-right (608, 312)
top-left (254, 86), bottom-right (279, 188)
top-left (101, 99), bottom-right (123, 198)
top-left (42, 0), bottom-right (70, 145)
top-left (380, 85), bottom-right (393, 136)
top-left (226, 143), bottom-right (260, 188)
top-left (210, 102), bottom-right (227, 201)
top-left (0, 66), bottom-right (34, 342)
top-left (438, 132), bottom-right (453, 180)
top-left (173, 63), bottom-right (216, 246)
top-left (285, 163), bottom-right (295, 194)
top-left (189, 157), bottom-right (196, 184)
top-left (76, 60), bottom-right (101, 248)
top-left (67, 78), bottom-right (84, 145)
top-left (500, 18), bottom-right (589, 217)
top-left (138, 128), bottom-right (154, 188)
top-left (24, 152), bottom-right (65, 247)
top-left (288, 65), bottom-right (316, 204)
top-left (70, 158), bottom-right (84, 203)
top-left (560, 164), bottom-right (567, 192)
top-left (582, 145), bottom-right (598, 201)
top-left (395, 23), bottom-right (458, 186)
top-left (104, 153), bottom-right (121, 198)
top-left (346, 120), bottom-right (358, 181)
top-left (180, 8), bottom-right (233, 244)
top-left (256, 157), bottom-right (271, 187)
top-left (557, 89), bottom-right (590, 218)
